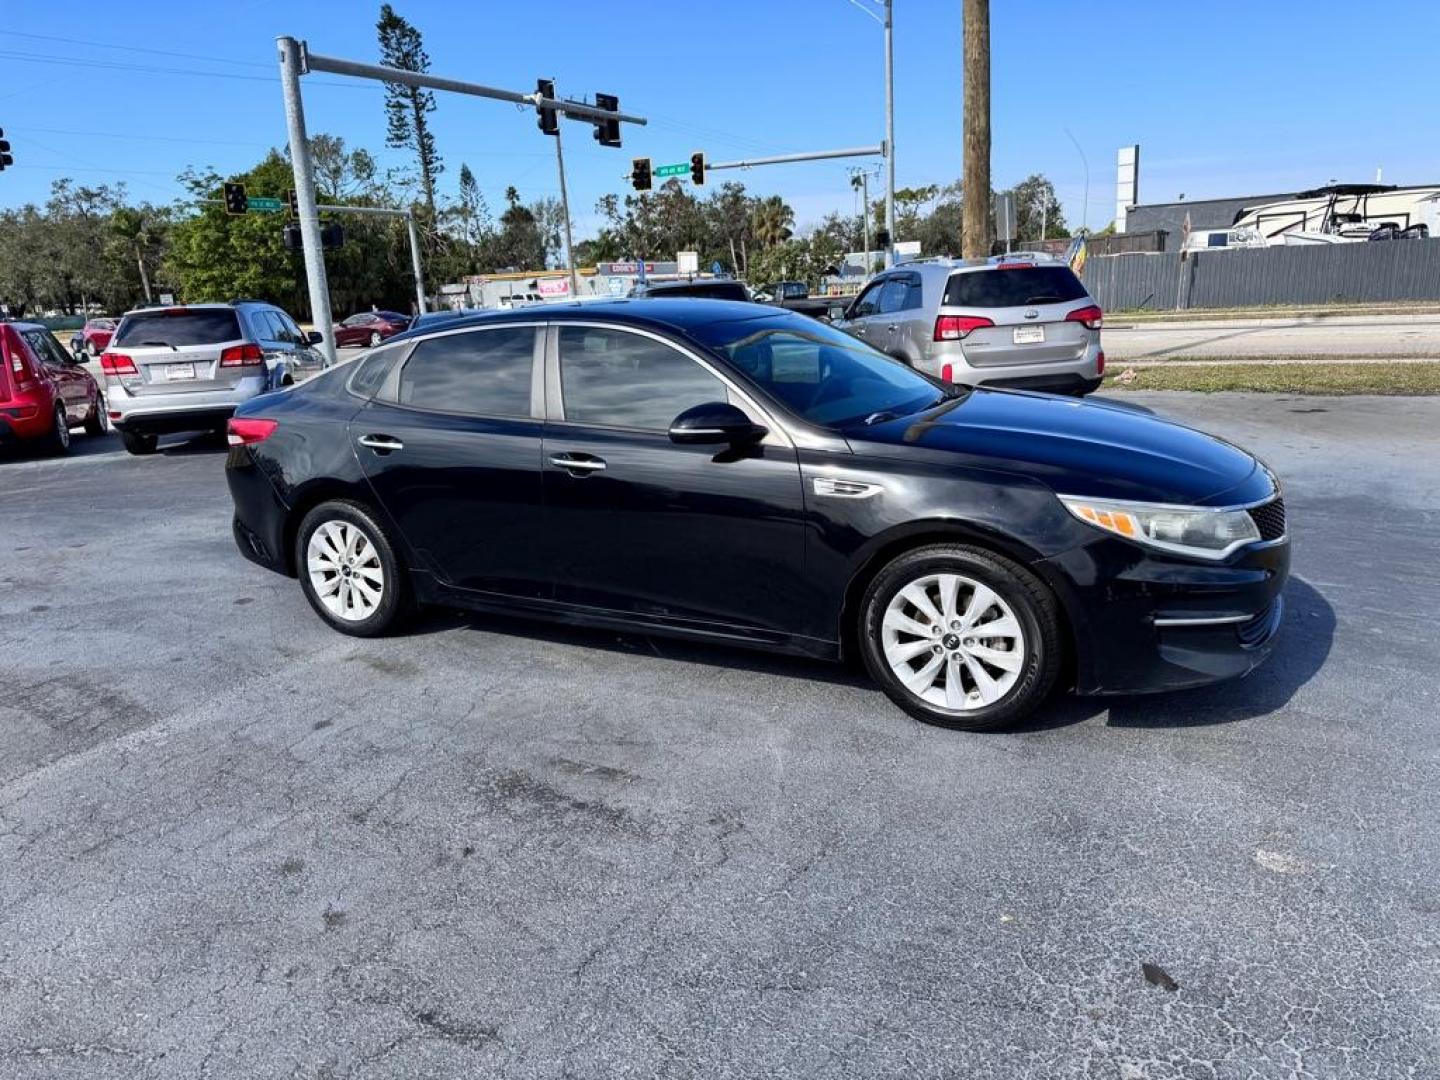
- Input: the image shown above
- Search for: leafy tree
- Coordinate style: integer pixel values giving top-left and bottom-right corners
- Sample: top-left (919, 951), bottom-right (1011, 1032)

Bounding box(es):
top-left (377, 4), bottom-right (442, 218)
top-left (491, 188), bottom-right (545, 271)
top-left (308, 134), bottom-right (380, 202)
top-left (750, 196), bottom-right (794, 249)
top-left (1011, 173), bottom-right (1067, 240)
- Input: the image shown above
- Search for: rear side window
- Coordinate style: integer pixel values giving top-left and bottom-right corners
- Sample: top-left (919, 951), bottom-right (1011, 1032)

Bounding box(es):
top-left (396, 327), bottom-right (535, 417)
top-left (348, 347), bottom-right (400, 399)
top-left (943, 267), bottom-right (1087, 308)
top-left (113, 310), bottom-right (242, 347)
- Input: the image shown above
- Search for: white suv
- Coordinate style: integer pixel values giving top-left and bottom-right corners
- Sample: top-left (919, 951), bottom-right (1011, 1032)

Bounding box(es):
top-left (102, 301), bottom-right (324, 454)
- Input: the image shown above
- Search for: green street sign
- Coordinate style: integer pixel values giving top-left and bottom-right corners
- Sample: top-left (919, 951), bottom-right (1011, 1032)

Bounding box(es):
top-left (247, 197), bottom-right (284, 212)
top-left (654, 162), bottom-right (689, 178)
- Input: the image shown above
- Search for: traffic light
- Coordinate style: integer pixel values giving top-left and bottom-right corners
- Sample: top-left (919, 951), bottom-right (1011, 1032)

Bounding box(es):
top-left (282, 223), bottom-right (302, 251)
top-left (630, 157), bottom-right (652, 193)
top-left (690, 151), bottom-right (705, 186)
top-left (591, 93), bottom-right (621, 148)
top-left (535, 79), bottom-right (559, 136)
top-left (0, 128), bottom-right (11, 172)
top-left (320, 223), bottom-right (344, 250)
top-left (286, 188), bottom-right (299, 217)
top-left (223, 181), bottom-right (247, 216)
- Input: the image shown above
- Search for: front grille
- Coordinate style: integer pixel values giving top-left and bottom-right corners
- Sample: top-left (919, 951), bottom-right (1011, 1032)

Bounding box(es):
top-left (1248, 497), bottom-right (1286, 541)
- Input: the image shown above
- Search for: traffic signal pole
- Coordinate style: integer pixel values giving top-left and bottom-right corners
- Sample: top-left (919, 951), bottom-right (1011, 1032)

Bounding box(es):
top-left (277, 37), bottom-right (334, 365)
top-left (704, 145), bottom-right (884, 172)
top-left (552, 121), bottom-right (581, 298)
top-left (274, 35), bottom-right (643, 356)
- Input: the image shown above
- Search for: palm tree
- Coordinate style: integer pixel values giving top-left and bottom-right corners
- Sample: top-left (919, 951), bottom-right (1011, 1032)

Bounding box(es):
top-left (750, 197), bottom-right (794, 249)
top-left (962, 0), bottom-right (991, 258)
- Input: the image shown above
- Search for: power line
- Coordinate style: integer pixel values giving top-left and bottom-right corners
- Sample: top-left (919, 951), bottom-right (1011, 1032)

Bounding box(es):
top-left (4, 29), bottom-right (273, 68)
top-left (0, 50), bottom-right (371, 89)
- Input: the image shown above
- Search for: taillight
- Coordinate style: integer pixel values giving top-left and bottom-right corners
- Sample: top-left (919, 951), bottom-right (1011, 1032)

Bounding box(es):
top-left (1097, 351), bottom-right (1106, 374)
top-left (1066, 304), bottom-right (1104, 330)
top-left (934, 315), bottom-right (994, 341)
top-left (226, 417), bottom-right (278, 446)
top-left (220, 343), bottom-right (264, 367)
top-left (100, 352), bottom-right (137, 375)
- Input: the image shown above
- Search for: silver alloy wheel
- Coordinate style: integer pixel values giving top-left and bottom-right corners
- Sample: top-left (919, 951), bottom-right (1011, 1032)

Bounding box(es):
top-left (94, 395), bottom-right (109, 432)
top-left (369, 331), bottom-right (382, 347)
top-left (306, 520), bottom-right (385, 622)
top-left (55, 407), bottom-right (70, 449)
top-left (881, 572), bottom-right (1027, 711)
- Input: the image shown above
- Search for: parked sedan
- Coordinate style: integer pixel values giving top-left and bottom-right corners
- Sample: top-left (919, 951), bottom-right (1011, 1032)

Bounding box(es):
top-left (333, 311), bottom-right (411, 348)
top-left (1, 321), bottom-right (108, 454)
top-left (225, 301), bottom-right (1289, 731)
top-left (68, 317), bottom-right (117, 359)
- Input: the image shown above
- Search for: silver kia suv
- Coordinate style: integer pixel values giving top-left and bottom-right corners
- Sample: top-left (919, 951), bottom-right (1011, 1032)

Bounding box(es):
top-left (103, 301), bottom-right (325, 454)
top-left (833, 253), bottom-right (1105, 394)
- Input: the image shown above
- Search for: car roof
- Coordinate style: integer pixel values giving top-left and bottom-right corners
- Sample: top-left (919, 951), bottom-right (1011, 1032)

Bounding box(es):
top-left (385, 298), bottom-right (784, 347)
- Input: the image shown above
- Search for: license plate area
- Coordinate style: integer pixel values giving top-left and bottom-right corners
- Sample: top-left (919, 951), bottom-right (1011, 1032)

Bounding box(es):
top-left (1013, 326), bottom-right (1045, 344)
top-left (163, 363), bottom-right (197, 381)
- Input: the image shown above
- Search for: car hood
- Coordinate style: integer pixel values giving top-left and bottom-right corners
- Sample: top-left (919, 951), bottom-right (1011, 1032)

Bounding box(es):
top-left (850, 388), bottom-right (1265, 505)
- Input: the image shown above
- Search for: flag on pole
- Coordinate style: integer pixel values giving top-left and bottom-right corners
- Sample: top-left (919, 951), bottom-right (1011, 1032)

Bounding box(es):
top-left (1066, 234), bottom-right (1088, 276)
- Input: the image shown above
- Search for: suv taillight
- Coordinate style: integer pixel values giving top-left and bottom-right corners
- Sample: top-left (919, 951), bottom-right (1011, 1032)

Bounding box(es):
top-left (220, 343), bottom-right (264, 367)
top-left (100, 352), bottom-right (137, 375)
top-left (1065, 304), bottom-right (1104, 330)
top-left (226, 417), bottom-right (278, 446)
top-left (934, 315), bottom-right (994, 341)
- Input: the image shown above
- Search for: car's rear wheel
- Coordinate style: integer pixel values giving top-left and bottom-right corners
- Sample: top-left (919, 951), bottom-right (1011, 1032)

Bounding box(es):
top-left (121, 430), bottom-right (158, 455)
top-left (296, 501), bottom-right (409, 637)
top-left (42, 404), bottom-right (71, 455)
top-left (858, 544), bottom-right (1062, 731)
top-left (368, 331), bottom-right (382, 347)
top-left (84, 394), bottom-right (108, 436)
top-left (85, 340), bottom-right (100, 358)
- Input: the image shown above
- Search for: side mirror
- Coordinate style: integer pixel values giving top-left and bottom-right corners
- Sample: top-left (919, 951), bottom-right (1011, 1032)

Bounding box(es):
top-left (306, 331), bottom-right (324, 345)
top-left (668, 401), bottom-right (766, 446)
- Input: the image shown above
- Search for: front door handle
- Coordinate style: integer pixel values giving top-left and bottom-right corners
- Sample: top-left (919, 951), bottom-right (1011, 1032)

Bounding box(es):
top-left (886, 324), bottom-right (899, 332)
top-left (358, 434), bottom-right (404, 453)
top-left (550, 453), bottom-right (606, 475)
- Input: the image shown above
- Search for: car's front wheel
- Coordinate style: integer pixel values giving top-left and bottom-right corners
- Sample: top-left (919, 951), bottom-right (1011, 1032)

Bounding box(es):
top-left (859, 544), bottom-right (1062, 731)
top-left (369, 331), bottom-right (382, 347)
top-left (296, 501), bottom-right (409, 637)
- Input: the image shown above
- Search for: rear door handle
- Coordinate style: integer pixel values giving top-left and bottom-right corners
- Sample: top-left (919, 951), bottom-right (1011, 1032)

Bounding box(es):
top-left (358, 434), bottom-right (404, 452)
top-left (550, 453), bottom-right (606, 475)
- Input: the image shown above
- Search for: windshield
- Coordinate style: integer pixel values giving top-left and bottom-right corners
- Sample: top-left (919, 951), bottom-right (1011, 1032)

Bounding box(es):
top-left (688, 311), bottom-right (948, 428)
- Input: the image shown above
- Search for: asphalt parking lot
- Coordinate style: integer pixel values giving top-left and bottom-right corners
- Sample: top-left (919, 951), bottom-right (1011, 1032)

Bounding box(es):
top-left (2, 391), bottom-right (1436, 1079)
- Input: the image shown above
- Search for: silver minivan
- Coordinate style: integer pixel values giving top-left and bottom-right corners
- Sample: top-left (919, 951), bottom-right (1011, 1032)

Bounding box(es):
top-left (833, 254), bottom-right (1105, 394)
top-left (103, 301), bottom-right (325, 454)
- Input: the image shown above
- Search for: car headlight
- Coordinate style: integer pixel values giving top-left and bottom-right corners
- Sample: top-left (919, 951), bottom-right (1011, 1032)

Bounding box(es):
top-left (1057, 495), bottom-right (1261, 560)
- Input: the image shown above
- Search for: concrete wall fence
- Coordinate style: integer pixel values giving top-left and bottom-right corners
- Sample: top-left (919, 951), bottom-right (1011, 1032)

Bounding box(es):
top-left (1081, 237), bottom-right (1440, 311)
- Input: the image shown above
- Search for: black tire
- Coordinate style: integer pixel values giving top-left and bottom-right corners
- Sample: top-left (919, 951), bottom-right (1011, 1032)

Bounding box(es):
top-left (83, 394), bottom-right (108, 436)
top-left (42, 404), bottom-right (72, 456)
top-left (1075, 377), bottom-right (1104, 397)
top-left (295, 500), bottom-right (410, 637)
top-left (121, 430), bottom-right (158, 455)
top-left (858, 544), bottom-right (1063, 731)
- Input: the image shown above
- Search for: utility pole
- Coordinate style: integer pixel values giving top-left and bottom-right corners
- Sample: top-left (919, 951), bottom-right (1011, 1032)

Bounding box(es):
top-left (277, 37), bottom-right (335, 366)
top-left (851, 168), bottom-right (872, 269)
top-left (404, 213), bottom-right (426, 314)
top-left (961, 0), bottom-right (991, 259)
top-left (883, 0), bottom-right (896, 267)
top-left (553, 119), bottom-right (580, 297)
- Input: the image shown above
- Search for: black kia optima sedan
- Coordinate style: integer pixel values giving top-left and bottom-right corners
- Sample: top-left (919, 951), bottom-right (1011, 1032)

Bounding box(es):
top-left (225, 300), bottom-right (1288, 730)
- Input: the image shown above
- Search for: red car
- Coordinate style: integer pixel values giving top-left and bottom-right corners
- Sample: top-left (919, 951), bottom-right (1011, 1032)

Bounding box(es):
top-left (333, 310), bottom-right (411, 348)
top-left (0, 321), bottom-right (108, 454)
top-left (68, 317), bottom-right (118, 358)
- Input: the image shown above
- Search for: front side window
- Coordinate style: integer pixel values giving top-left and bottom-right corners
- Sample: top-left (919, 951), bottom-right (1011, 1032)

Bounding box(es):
top-left (849, 280), bottom-right (885, 319)
top-left (558, 326), bottom-right (728, 431)
top-left (395, 327), bottom-right (535, 417)
top-left (23, 329), bottom-right (73, 369)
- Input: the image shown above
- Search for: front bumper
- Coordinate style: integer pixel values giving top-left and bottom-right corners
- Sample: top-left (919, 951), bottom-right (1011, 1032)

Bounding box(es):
top-left (1039, 534), bottom-right (1291, 695)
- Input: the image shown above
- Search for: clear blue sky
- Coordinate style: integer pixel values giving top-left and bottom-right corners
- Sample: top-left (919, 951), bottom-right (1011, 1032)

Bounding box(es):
top-left (3, 0), bottom-right (1437, 242)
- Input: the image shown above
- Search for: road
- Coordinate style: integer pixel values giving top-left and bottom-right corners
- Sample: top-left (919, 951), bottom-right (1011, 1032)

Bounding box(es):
top-left (1103, 312), bottom-right (1440, 362)
top-left (1, 393), bottom-right (1437, 1078)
